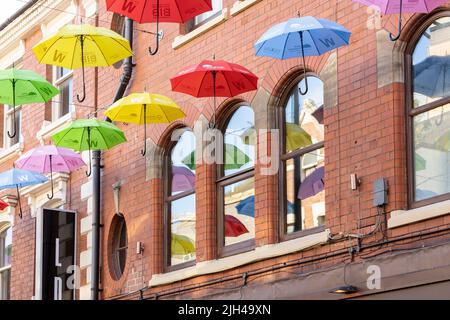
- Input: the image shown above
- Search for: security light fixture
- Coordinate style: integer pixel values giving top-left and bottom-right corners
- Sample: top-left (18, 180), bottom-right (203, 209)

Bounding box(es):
top-left (330, 285), bottom-right (359, 294)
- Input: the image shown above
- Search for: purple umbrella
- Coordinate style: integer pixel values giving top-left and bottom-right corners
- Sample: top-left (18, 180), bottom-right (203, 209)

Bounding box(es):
top-left (298, 166), bottom-right (325, 200)
top-left (15, 145), bottom-right (85, 200)
top-left (353, 0), bottom-right (446, 40)
top-left (172, 166), bottom-right (195, 193)
top-left (311, 105), bottom-right (324, 125)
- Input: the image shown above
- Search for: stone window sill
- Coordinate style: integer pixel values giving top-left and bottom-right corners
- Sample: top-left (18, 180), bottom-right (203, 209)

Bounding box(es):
top-left (36, 111), bottom-right (76, 144)
top-left (149, 229), bottom-right (330, 287)
top-left (172, 8), bottom-right (229, 50)
top-left (388, 200), bottom-right (450, 229)
top-left (230, 0), bottom-right (263, 16)
top-left (0, 142), bottom-right (24, 163)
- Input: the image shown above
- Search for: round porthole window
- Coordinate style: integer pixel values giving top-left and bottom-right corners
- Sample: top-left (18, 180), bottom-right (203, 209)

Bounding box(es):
top-left (110, 215), bottom-right (128, 280)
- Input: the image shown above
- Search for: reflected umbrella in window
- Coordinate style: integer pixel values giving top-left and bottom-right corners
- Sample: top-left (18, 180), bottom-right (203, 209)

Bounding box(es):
top-left (297, 166), bottom-right (324, 200)
top-left (171, 166), bottom-right (195, 193)
top-left (235, 195), bottom-right (294, 217)
top-left (181, 143), bottom-right (250, 171)
top-left (0, 169), bottom-right (48, 219)
top-left (414, 56), bottom-right (450, 99)
top-left (171, 59), bottom-right (258, 127)
top-left (311, 105), bottom-right (324, 124)
top-left (0, 68), bottom-right (59, 139)
top-left (171, 234), bottom-right (195, 256)
top-left (286, 123), bottom-right (313, 152)
top-left (52, 119), bottom-right (127, 177)
top-left (106, 0), bottom-right (213, 55)
top-left (255, 14), bottom-right (351, 94)
top-left (15, 146), bottom-right (86, 200)
top-left (414, 152), bottom-right (426, 171)
top-left (353, 0), bottom-right (446, 41)
top-left (0, 199), bottom-right (9, 211)
top-left (224, 215), bottom-right (249, 237)
top-left (32, 24), bottom-right (133, 103)
top-left (105, 92), bottom-right (186, 156)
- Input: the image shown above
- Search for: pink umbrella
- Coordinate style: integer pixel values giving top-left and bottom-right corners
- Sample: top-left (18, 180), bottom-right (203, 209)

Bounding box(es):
top-left (15, 145), bottom-right (85, 200)
top-left (172, 166), bottom-right (195, 193)
top-left (353, 0), bottom-right (446, 40)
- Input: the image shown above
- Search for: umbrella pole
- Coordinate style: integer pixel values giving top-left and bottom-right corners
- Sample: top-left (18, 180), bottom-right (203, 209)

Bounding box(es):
top-left (149, 0), bottom-right (160, 55)
top-left (212, 70), bottom-right (217, 128)
top-left (389, 0), bottom-right (403, 41)
top-left (47, 155), bottom-right (55, 200)
top-left (86, 128), bottom-right (92, 177)
top-left (77, 35), bottom-right (87, 103)
top-left (7, 80), bottom-right (17, 139)
top-left (298, 31), bottom-right (309, 95)
top-left (141, 104), bottom-right (147, 156)
top-left (16, 185), bottom-right (23, 219)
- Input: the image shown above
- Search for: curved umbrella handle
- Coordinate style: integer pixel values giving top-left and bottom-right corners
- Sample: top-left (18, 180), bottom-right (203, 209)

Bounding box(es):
top-left (149, 0), bottom-right (160, 56)
top-left (389, 0), bottom-right (403, 42)
top-left (298, 31), bottom-right (309, 95)
top-left (141, 104), bottom-right (147, 156)
top-left (77, 36), bottom-right (87, 103)
top-left (7, 105), bottom-right (17, 139)
top-left (47, 156), bottom-right (54, 200)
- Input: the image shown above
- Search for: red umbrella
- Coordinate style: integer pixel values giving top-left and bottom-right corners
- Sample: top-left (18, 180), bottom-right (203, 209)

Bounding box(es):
top-left (106, 0), bottom-right (213, 55)
top-left (0, 199), bottom-right (9, 211)
top-left (171, 59), bottom-right (258, 126)
top-left (225, 215), bottom-right (249, 238)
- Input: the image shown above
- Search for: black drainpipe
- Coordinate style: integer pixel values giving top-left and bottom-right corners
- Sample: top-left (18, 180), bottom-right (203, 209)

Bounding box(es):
top-left (91, 17), bottom-right (134, 300)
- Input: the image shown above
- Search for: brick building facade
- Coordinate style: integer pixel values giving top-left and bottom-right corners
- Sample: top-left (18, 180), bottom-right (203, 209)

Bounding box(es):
top-left (1, 0), bottom-right (450, 300)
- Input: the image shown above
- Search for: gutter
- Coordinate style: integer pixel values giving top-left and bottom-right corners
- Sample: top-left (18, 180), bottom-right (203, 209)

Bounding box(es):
top-left (0, 0), bottom-right (38, 32)
top-left (91, 17), bottom-right (134, 300)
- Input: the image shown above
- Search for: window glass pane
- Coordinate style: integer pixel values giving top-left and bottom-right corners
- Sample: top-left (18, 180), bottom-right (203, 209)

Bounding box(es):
top-left (0, 268), bottom-right (10, 300)
top-left (285, 148), bottom-right (325, 233)
top-left (57, 67), bottom-right (71, 79)
top-left (0, 227), bottom-right (12, 268)
top-left (59, 78), bottom-right (73, 117)
top-left (171, 130), bottom-right (196, 196)
top-left (413, 17), bottom-right (450, 108)
top-left (223, 178), bottom-right (255, 247)
top-left (413, 103), bottom-right (450, 201)
top-left (171, 194), bottom-right (196, 266)
top-left (112, 217), bottom-right (127, 279)
top-left (194, 0), bottom-right (222, 25)
top-left (224, 106), bottom-right (255, 177)
top-left (285, 77), bottom-right (324, 153)
top-left (6, 107), bottom-right (21, 146)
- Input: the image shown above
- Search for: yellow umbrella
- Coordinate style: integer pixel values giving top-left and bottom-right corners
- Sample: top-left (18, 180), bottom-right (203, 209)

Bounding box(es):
top-left (32, 24), bottom-right (133, 103)
top-left (171, 234), bottom-right (195, 256)
top-left (105, 92), bottom-right (186, 156)
top-left (286, 123), bottom-right (312, 152)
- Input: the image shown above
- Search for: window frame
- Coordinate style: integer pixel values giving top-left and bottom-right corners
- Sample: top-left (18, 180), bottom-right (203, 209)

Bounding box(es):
top-left (216, 102), bottom-right (256, 258)
top-left (405, 11), bottom-right (450, 209)
top-left (163, 128), bottom-right (197, 272)
top-left (52, 66), bottom-right (74, 122)
top-left (185, 0), bottom-right (223, 33)
top-left (0, 224), bottom-right (11, 301)
top-left (111, 215), bottom-right (128, 280)
top-left (277, 73), bottom-right (326, 242)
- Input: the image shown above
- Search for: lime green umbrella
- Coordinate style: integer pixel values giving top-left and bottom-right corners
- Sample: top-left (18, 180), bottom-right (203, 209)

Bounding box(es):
top-left (415, 153), bottom-right (426, 171)
top-left (52, 119), bottom-right (126, 176)
top-left (182, 143), bottom-right (251, 171)
top-left (0, 68), bottom-right (59, 138)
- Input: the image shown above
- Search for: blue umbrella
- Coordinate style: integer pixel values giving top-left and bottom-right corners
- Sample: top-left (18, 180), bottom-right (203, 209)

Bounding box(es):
top-left (255, 15), bottom-right (351, 94)
top-left (236, 195), bottom-right (294, 217)
top-left (0, 168), bottom-right (48, 218)
top-left (414, 55), bottom-right (450, 98)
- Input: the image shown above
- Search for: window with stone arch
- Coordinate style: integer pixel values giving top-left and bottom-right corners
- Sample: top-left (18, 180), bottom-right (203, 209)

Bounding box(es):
top-left (164, 128), bottom-right (197, 271)
top-left (278, 74), bottom-right (325, 240)
top-left (0, 223), bottom-right (12, 300)
top-left (407, 12), bottom-right (450, 208)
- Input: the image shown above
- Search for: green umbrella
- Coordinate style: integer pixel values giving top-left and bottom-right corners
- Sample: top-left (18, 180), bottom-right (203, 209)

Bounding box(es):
top-left (414, 153), bottom-right (426, 171)
top-left (182, 143), bottom-right (251, 171)
top-left (52, 119), bottom-right (127, 176)
top-left (0, 68), bottom-right (59, 138)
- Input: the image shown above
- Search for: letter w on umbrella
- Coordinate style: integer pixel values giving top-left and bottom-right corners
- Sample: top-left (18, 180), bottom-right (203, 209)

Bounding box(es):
top-left (122, 0), bottom-right (137, 13)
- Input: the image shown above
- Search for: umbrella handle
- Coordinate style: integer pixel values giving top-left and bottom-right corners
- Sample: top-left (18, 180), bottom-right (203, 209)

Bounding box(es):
top-left (141, 104), bottom-right (147, 156)
top-left (149, 0), bottom-right (160, 56)
top-left (7, 104), bottom-right (17, 139)
top-left (86, 129), bottom-right (92, 177)
top-left (298, 31), bottom-right (309, 95)
top-left (389, 0), bottom-right (403, 41)
top-left (47, 156), bottom-right (54, 200)
top-left (16, 185), bottom-right (23, 219)
top-left (77, 36), bottom-right (87, 103)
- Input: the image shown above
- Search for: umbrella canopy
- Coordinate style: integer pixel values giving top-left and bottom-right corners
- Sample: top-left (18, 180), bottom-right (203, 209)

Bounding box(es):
top-left (0, 169), bottom-right (48, 218)
top-left (0, 68), bottom-right (59, 138)
top-left (105, 92), bottom-right (186, 156)
top-left (311, 105), bottom-right (324, 124)
top-left (255, 15), bottom-right (350, 94)
top-left (15, 146), bottom-right (85, 200)
top-left (415, 152), bottom-right (426, 171)
top-left (32, 24), bottom-right (133, 102)
top-left (0, 199), bottom-right (9, 211)
top-left (297, 166), bottom-right (325, 200)
top-left (225, 215), bottom-right (249, 237)
top-left (171, 59), bottom-right (258, 126)
top-left (414, 55), bottom-right (450, 99)
top-left (182, 143), bottom-right (251, 171)
top-left (353, 0), bottom-right (446, 40)
top-left (106, 0), bottom-right (213, 55)
top-left (171, 233), bottom-right (195, 256)
top-left (235, 195), bottom-right (295, 217)
top-left (286, 123), bottom-right (312, 152)
top-left (52, 119), bottom-right (127, 176)
top-left (171, 166), bottom-right (195, 193)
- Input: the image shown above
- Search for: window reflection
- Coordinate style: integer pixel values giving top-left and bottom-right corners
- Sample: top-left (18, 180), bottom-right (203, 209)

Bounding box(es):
top-left (171, 131), bottom-right (196, 195)
top-left (171, 194), bottom-right (196, 265)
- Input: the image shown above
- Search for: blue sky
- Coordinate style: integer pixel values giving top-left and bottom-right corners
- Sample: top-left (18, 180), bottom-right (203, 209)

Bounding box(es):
top-left (0, 1), bottom-right (26, 24)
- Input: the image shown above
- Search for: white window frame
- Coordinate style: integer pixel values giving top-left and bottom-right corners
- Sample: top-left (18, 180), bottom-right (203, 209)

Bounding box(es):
top-left (194, 0), bottom-right (223, 26)
top-left (52, 66), bottom-right (74, 122)
top-left (0, 224), bottom-right (11, 301)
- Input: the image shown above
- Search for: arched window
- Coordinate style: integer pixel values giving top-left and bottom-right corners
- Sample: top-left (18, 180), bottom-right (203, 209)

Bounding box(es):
top-left (0, 225), bottom-right (12, 300)
top-left (165, 129), bottom-right (196, 270)
top-left (217, 105), bottom-right (255, 257)
top-left (279, 75), bottom-right (325, 238)
top-left (110, 215), bottom-right (127, 280)
top-left (407, 14), bottom-right (450, 207)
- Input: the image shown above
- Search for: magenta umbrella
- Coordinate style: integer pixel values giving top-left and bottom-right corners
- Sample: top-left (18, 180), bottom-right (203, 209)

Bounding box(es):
top-left (15, 146), bottom-right (85, 200)
top-left (172, 166), bottom-right (195, 193)
top-left (353, 0), bottom-right (446, 40)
